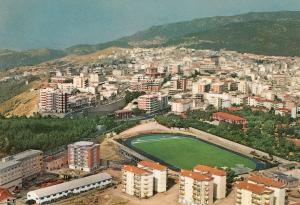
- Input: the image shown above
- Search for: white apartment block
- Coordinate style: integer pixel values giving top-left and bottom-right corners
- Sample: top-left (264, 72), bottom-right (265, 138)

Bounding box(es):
top-left (236, 181), bottom-right (274, 205)
top-left (137, 161), bottom-right (167, 193)
top-left (122, 165), bottom-right (154, 198)
top-left (194, 165), bottom-right (226, 200)
top-left (247, 175), bottom-right (286, 205)
top-left (172, 99), bottom-right (193, 115)
top-left (179, 170), bottom-right (214, 205)
top-left (0, 150), bottom-right (43, 190)
top-left (68, 141), bottom-right (100, 172)
top-left (137, 93), bottom-right (168, 114)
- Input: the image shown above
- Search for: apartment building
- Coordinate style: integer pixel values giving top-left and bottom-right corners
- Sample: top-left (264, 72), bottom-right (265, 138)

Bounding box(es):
top-left (179, 170), bottom-right (214, 205)
top-left (211, 82), bottom-right (224, 94)
top-left (137, 161), bottom-right (167, 193)
top-left (122, 165), bottom-right (154, 198)
top-left (235, 181), bottom-right (274, 205)
top-left (172, 99), bottom-right (193, 115)
top-left (193, 165), bottom-right (226, 199)
top-left (68, 141), bottom-right (100, 172)
top-left (0, 150), bottom-right (44, 190)
top-left (39, 88), bottom-right (69, 113)
top-left (247, 175), bottom-right (286, 205)
top-left (192, 81), bottom-right (211, 95)
top-left (170, 76), bottom-right (188, 91)
top-left (137, 93), bottom-right (168, 114)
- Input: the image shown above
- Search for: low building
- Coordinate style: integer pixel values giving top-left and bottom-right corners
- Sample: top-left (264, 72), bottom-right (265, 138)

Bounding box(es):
top-left (193, 165), bottom-right (226, 200)
top-left (247, 175), bottom-right (286, 205)
top-left (114, 110), bottom-right (133, 119)
top-left (212, 112), bottom-right (248, 127)
top-left (27, 173), bottom-right (112, 204)
top-left (179, 170), bottom-right (214, 205)
top-left (122, 165), bottom-right (154, 198)
top-left (137, 161), bottom-right (167, 193)
top-left (68, 141), bottom-right (100, 172)
top-left (44, 151), bottom-right (68, 171)
top-left (0, 150), bottom-right (43, 191)
top-left (235, 181), bottom-right (274, 205)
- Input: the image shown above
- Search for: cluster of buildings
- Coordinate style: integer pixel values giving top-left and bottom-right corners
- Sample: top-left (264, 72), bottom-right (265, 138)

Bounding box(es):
top-left (122, 162), bottom-right (227, 205)
top-left (235, 174), bottom-right (286, 205)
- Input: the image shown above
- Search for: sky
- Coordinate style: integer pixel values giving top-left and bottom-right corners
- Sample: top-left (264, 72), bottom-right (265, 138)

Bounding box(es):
top-left (0, 0), bottom-right (300, 50)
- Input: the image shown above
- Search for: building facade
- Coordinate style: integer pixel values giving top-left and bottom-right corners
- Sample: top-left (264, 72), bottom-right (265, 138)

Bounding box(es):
top-left (179, 170), bottom-right (214, 205)
top-left (68, 141), bottom-right (100, 172)
top-left (122, 165), bottom-right (154, 198)
top-left (137, 160), bottom-right (167, 193)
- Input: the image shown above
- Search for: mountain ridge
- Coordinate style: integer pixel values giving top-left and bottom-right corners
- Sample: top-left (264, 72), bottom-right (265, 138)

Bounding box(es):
top-left (1, 11), bottom-right (300, 70)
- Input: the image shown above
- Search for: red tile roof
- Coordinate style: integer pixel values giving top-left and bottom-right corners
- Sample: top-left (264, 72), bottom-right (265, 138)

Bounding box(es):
top-left (194, 165), bottom-right (226, 176)
top-left (248, 175), bottom-right (286, 189)
top-left (123, 165), bottom-right (152, 175)
top-left (236, 181), bottom-right (273, 195)
top-left (138, 161), bottom-right (167, 171)
top-left (213, 112), bottom-right (247, 122)
top-left (181, 170), bottom-right (213, 181)
top-left (0, 188), bottom-right (13, 201)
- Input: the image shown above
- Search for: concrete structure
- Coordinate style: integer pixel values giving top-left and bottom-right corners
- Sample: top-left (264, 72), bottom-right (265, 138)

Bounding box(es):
top-left (114, 110), bottom-right (133, 119)
top-left (44, 151), bottom-right (68, 171)
top-left (194, 165), bottom-right (226, 200)
top-left (137, 93), bottom-right (168, 114)
top-left (27, 173), bottom-right (112, 204)
top-left (179, 170), bottom-right (214, 205)
top-left (0, 150), bottom-right (43, 190)
top-left (235, 181), bottom-right (274, 205)
top-left (137, 160), bottom-right (167, 193)
top-left (68, 141), bottom-right (100, 172)
top-left (172, 99), bottom-right (193, 115)
top-left (212, 112), bottom-right (248, 128)
top-left (122, 165), bottom-right (154, 198)
top-left (39, 88), bottom-right (69, 113)
top-left (247, 175), bottom-right (286, 205)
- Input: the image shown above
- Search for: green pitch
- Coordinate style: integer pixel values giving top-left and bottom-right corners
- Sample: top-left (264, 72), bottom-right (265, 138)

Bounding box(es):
top-left (130, 134), bottom-right (256, 170)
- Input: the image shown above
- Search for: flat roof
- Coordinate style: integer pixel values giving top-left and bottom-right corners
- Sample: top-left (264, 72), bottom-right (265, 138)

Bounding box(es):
top-left (13, 150), bottom-right (43, 161)
top-left (27, 173), bottom-right (112, 198)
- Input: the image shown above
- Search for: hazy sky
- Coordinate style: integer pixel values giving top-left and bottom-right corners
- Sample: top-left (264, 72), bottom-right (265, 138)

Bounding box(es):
top-left (0, 0), bottom-right (300, 50)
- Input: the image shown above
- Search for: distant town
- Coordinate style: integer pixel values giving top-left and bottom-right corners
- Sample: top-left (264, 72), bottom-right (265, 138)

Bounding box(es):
top-left (0, 47), bottom-right (300, 205)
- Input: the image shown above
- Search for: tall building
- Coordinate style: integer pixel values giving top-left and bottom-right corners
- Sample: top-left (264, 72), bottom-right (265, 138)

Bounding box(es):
top-left (171, 76), bottom-right (187, 91)
top-left (73, 76), bottom-right (86, 88)
top-left (137, 93), bottom-right (168, 114)
top-left (192, 81), bottom-right (211, 95)
top-left (0, 150), bottom-right (44, 191)
top-left (68, 141), bottom-right (100, 172)
top-left (137, 161), bottom-right (167, 193)
top-left (179, 170), bottom-right (214, 205)
top-left (211, 82), bottom-right (224, 94)
top-left (122, 165), bottom-right (154, 198)
top-left (193, 165), bottom-right (226, 200)
top-left (235, 181), bottom-right (274, 205)
top-left (172, 99), bottom-right (193, 115)
top-left (247, 175), bottom-right (286, 205)
top-left (39, 88), bottom-right (69, 113)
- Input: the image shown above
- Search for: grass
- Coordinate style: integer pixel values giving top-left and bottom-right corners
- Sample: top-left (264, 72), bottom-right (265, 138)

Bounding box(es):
top-left (130, 134), bottom-right (256, 170)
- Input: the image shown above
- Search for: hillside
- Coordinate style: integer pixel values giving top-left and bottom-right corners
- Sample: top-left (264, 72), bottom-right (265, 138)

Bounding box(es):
top-left (66, 11), bottom-right (300, 56)
top-left (0, 48), bottom-right (66, 71)
top-left (1, 11), bottom-right (300, 70)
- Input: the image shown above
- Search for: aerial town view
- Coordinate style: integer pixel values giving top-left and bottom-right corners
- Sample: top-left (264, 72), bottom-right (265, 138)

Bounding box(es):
top-left (0, 0), bottom-right (300, 205)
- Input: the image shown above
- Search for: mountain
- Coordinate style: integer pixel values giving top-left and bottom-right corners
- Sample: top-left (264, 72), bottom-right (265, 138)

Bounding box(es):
top-left (1, 11), bottom-right (300, 70)
top-left (0, 48), bottom-right (66, 70)
top-left (67, 11), bottom-right (300, 56)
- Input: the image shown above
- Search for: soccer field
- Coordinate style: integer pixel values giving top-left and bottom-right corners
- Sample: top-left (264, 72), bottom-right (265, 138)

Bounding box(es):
top-left (129, 134), bottom-right (257, 170)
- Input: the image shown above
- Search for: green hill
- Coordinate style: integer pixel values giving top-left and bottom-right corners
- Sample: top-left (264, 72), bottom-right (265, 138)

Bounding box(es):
top-left (0, 48), bottom-right (66, 70)
top-left (1, 11), bottom-right (300, 70)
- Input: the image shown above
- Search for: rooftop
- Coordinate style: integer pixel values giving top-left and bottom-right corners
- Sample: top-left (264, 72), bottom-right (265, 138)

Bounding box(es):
top-left (0, 188), bottom-right (14, 201)
top-left (236, 181), bottom-right (273, 195)
top-left (72, 141), bottom-right (94, 146)
top-left (248, 175), bottom-right (286, 188)
top-left (138, 160), bottom-right (167, 171)
top-left (123, 165), bottom-right (152, 175)
top-left (27, 173), bottom-right (112, 198)
top-left (181, 170), bottom-right (213, 181)
top-left (213, 112), bottom-right (247, 122)
top-left (193, 165), bottom-right (226, 176)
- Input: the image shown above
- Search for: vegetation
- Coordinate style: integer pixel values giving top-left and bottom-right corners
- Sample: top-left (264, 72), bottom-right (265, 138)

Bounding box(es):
top-left (0, 115), bottom-right (139, 155)
top-left (0, 48), bottom-right (65, 70)
top-left (124, 91), bottom-right (146, 104)
top-left (155, 108), bottom-right (300, 162)
top-left (130, 134), bottom-right (256, 169)
top-left (0, 76), bottom-right (40, 103)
